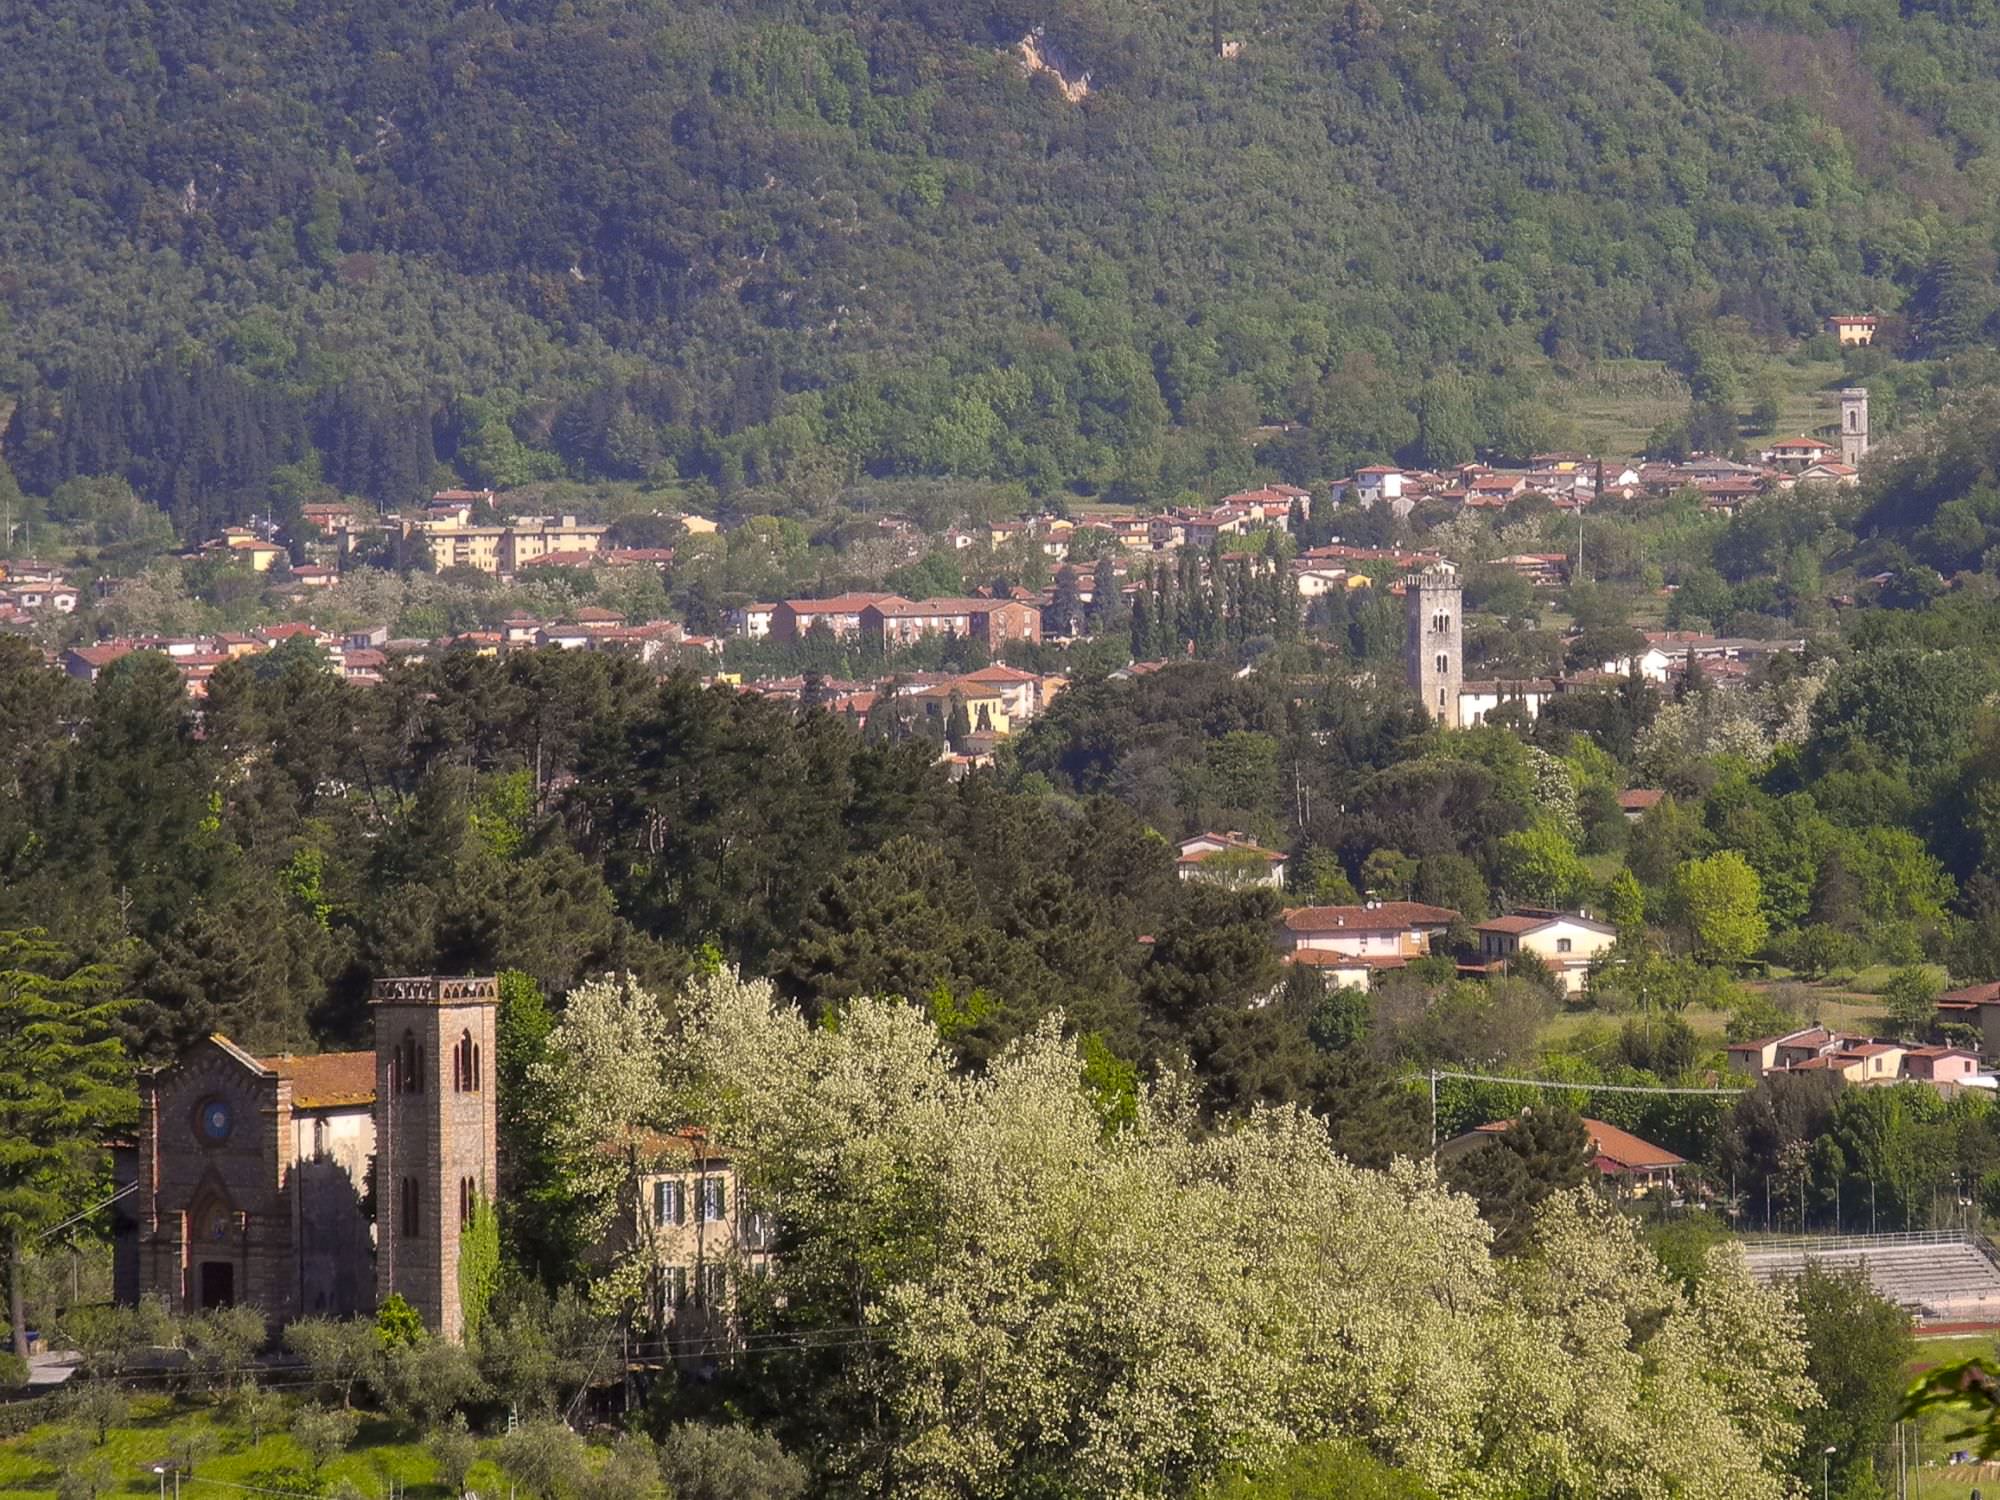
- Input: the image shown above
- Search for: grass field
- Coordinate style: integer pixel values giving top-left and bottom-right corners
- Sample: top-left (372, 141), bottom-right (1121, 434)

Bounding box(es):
top-left (1548, 355), bottom-right (1849, 458)
top-left (0, 1395), bottom-right (511, 1499)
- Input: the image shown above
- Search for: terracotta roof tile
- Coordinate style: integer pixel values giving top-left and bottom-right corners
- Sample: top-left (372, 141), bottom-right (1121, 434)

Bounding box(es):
top-left (260, 1050), bottom-right (375, 1109)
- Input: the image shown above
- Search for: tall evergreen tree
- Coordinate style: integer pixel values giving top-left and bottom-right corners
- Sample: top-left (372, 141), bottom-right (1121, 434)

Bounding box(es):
top-left (0, 934), bottom-right (135, 1357)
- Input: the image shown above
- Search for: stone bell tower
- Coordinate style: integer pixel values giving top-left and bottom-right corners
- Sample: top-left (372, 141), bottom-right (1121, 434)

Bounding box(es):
top-left (1840, 387), bottom-right (1870, 468)
top-left (372, 976), bottom-right (499, 1342)
top-left (1405, 560), bottom-right (1463, 729)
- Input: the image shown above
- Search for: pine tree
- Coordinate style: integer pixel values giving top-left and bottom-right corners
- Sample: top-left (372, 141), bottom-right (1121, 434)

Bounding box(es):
top-left (1049, 568), bottom-right (1083, 637)
top-left (1091, 554), bottom-right (1120, 632)
top-left (0, 935), bottom-right (135, 1358)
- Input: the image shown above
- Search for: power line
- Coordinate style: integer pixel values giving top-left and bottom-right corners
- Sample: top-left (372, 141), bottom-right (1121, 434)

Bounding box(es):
top-left (1430, 1068), bottom-right (1747, 1097)
top-left (37, 1182), bottom-right (138, 1242)
top-left (1427, 1066), bottom-right (1745, 1153)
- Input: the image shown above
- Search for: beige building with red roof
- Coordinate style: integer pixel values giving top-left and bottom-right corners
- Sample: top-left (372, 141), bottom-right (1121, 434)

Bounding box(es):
top-left (1473, 910), bottom-right (1618, 995)
top-left (1177, 833), bottom-right (1288, 888)
top-left (1440, 1115), bottom-right (1685, 1197)
top-left (1279, 900), bottom-right (1457, 959)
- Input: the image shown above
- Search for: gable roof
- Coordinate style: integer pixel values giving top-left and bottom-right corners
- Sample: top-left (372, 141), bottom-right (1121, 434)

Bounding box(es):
top-left (1470, 1115), bottom-right (1684, 1171)
top-left (260, 1051), bottom-right (376, 1109)
top-left (1476, 911), bottom-right (1618, 937)
top-left (1177, 832), bottom-right (1286, 865)
top-left (1282, 901), bottom-right (1457, 932)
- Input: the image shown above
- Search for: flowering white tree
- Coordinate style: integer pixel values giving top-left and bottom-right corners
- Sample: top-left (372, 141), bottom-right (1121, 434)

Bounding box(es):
top-left (530, 973), bottom-right (675, 1245)
top-left (634, 972), bottom-right (1817, 1500)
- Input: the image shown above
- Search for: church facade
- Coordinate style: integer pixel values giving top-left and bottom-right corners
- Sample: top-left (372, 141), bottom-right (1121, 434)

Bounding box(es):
top-left (115, 975), bottom-right (499, 1341)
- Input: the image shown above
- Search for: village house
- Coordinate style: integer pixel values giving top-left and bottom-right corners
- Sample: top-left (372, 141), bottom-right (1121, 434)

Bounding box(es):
top-left (1175, 833), bottom-right (1288, 888)
top-left (771, 593), bottom-right (897, 642)
top-left (62, 642), bottom-right (136, 681)
top-left (728, 603), bottom-right (778, 639)
top-left (1617, 789), bottom-right (1666, 821)
top-left (602, 1127), bottom-right (774, 1336)
top-left (1471, 909), bottom-right (1618, 995)
top-left (948, 664), bottom-right (1050, 722)
top-left (1439, 1115), bottom-right (1685, 1199)
top-left (1349, 467), bottom-right (1406, 509)
top-left (4, 580), bottom-right (80, 612)
top-left (1826, 314), bottom-right (1878, 346)
top-left (1458, 678), bottom-right (1555, 726)
top-left (1278, 900), bottom-right (1458, 959)
top-left (1762, 435), bottom-right (1837, 475)
top-left (1728, 1024), bottom-right (1988, 1094)
top-left (1494, 553), bottom-right (1569, 586)
top-left (1796, 461), bottom-right (1860, 488)
top-left (860, 596), bottom-right (1042, 649)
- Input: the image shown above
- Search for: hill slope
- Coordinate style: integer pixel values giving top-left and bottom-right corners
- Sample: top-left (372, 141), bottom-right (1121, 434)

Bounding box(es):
top-left (2, 0), bottom-right (1998, 519)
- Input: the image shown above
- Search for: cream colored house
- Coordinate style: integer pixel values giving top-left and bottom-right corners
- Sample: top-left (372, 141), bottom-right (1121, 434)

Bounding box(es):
top-left (1279, 901), bottom-right (1457, 959)
top-left (1176, 833), bottom-right (1287, 888)
top-left (1473, 910), bottom-right (1618, 995)
top-left (606, 1129), bottom-right (774, 1334)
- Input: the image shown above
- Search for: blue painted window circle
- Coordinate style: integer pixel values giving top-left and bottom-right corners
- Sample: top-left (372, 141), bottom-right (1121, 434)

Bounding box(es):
top-left (199, 1097), bottom-right (234, 1143)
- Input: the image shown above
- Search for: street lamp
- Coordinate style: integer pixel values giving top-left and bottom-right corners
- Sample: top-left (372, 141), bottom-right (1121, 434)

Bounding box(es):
top-left (1822, 1443), bottom-right (1837, 1500)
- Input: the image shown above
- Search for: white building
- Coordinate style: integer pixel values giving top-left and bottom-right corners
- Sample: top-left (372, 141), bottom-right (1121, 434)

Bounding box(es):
top-left (1473, 910), bottom-right (1618, 995)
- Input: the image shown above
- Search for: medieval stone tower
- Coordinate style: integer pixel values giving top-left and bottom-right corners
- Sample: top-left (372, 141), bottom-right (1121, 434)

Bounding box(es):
top-left (373, 976), bottom-right (499, 1342)
top-left (1840, 387), bottom-right (1870, 467)
top-left (1406, 560), bottom-right (1463, 729)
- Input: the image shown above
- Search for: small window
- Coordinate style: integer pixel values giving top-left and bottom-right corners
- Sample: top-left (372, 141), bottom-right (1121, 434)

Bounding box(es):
top-left (655, 1180), bottom-right (686, 1226)
top-left (697, 1176), bottom-right (727, 1223)
top-left (312, 1118), bottom-right (327, 1160)
top-left (661, 1265), bottom-right (688, 1311)
top-left (699, 1263), bottom-right (728, 1306)
top-left (1435, 653), bottom-right (1448, 674)
top-left (1556, 938), bottom-right (1573, 954)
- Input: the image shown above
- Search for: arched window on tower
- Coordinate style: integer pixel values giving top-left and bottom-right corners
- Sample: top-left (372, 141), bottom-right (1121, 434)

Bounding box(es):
top-left (453, 1029), bottom-right (480, 1093)
top-left (472, 1042), bottom-right (481, 1092)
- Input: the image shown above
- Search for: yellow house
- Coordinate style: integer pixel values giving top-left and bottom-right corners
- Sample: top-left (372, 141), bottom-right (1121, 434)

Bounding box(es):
top-left (226, 538), bottom-right (286, 572)
top-left (602, 1128), bottom-right (774, 1336)
top-left (912, 685), bottom-right (1011, 737)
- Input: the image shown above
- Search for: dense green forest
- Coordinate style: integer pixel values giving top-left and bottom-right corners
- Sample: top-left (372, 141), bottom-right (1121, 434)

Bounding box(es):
top-left (9, 0), bottom-right (2000, 531)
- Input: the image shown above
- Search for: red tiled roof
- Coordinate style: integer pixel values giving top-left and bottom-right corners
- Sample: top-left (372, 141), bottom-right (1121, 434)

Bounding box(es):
top-left (1286, 950), bottom-right (1408, 971)
top-left (1476, 914), bottom-right (1549, 935)
top-left (1282, 901), bottom-right (1457, 932)
top-left (261, 1051), bottom-right (375, 1109)
top-left (1942, 982), bottom-right (2000, 1005)
top-left (1617, 789), bottom-right (1665, 812)
top-left (1472, 1116), bottom-right (1684, 1171)
top-left (782, 593), bottom-right (895, 613)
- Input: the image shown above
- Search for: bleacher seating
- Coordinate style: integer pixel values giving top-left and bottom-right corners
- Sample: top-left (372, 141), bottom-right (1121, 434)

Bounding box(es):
top-left (1742, 1233), bottom-right (2000, 1323)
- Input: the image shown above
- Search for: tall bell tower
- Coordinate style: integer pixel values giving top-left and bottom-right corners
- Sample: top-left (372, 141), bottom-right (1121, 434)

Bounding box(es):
top-left (1840, 387), bottom-right (1870, 468)
top-left (1405, 560), bottom-right (1463, 729)
top-left (372, 976), bottom-right (499, 1342)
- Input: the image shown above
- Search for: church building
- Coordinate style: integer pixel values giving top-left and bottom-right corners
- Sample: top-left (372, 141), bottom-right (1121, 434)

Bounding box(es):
top-left (115, 975), bottom-right (499, 1341)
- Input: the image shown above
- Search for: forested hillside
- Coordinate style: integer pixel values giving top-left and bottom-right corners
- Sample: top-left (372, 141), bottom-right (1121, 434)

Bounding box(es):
top-left (6, 0), bottom-right (2000, 528)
